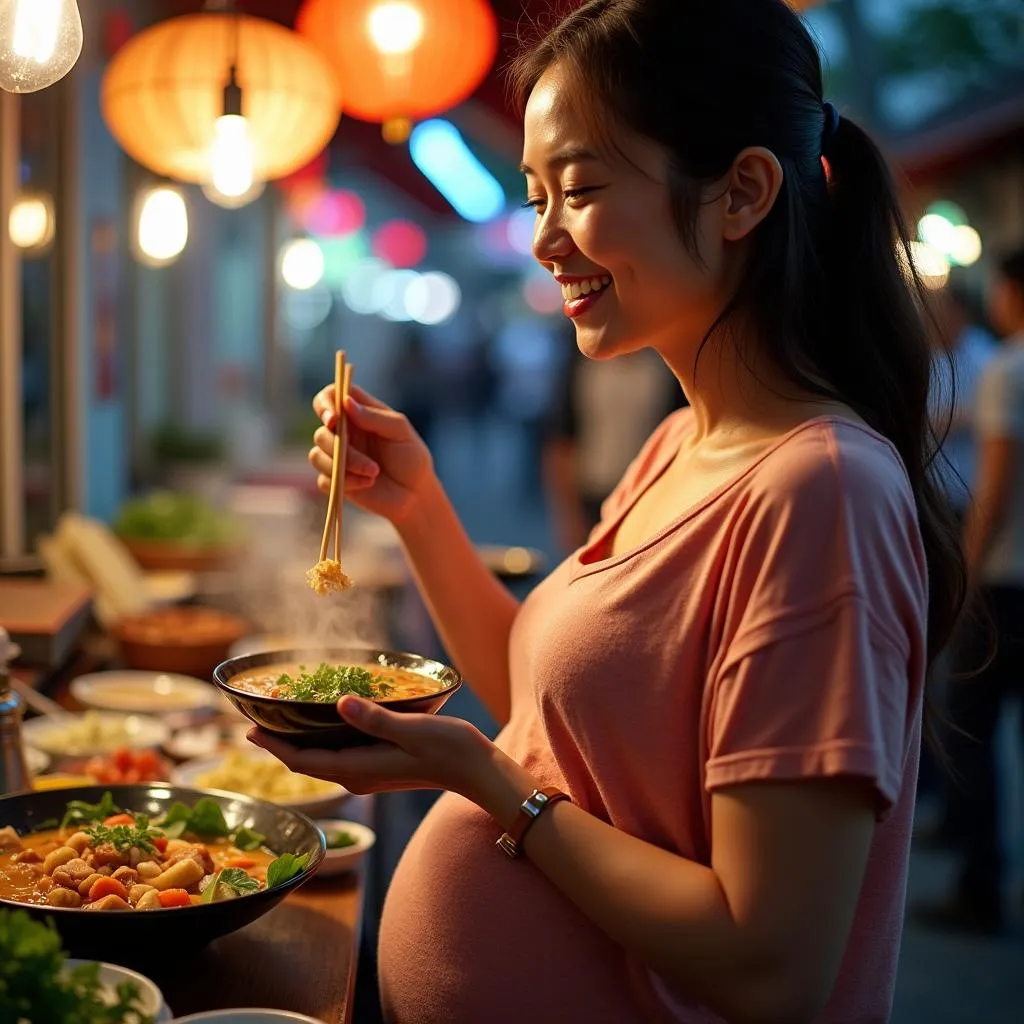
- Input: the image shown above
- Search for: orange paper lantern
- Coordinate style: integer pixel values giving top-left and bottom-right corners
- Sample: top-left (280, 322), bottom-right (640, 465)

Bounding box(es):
top-left (296, 0), bottom-right (497, 136)
top-left (101, 12), bottom-right (342, 185)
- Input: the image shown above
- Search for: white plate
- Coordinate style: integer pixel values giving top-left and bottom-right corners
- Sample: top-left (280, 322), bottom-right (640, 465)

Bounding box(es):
top-left (172, 1011), bottom-right (325, 1024)
top-left (171, 748), bottom-right (347, 818)
top-left (64, 959), bottom-right (171, 1022)
top-left (314, 819), bottom-right (375, 877)
top-left (22, 710), bottom-right (170, 757)
top-left (24, 745), bottom-right (49, 774)
top-left (71, 670), bottom-right (217, 715)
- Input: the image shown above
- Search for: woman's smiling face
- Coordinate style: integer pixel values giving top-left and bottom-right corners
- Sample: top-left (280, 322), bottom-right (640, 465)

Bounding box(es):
top-left (521, 63), bottom-right (729, 363)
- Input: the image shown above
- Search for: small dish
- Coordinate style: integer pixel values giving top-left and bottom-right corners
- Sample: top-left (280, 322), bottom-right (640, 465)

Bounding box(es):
top-left (22, 710), bottom-right (169, 758)
top-left (71, 670), bottom-right (216, 715)
top-left (163, 721), bottom-right (252, 761)
top-left (314, 819), bottom-right (375, 876)
top-left (63, 959), bottom-right (171, 1022)
top-left (171, 747), bottom-right (347, 818)
top-left (172, 1011), bottom-right (326, 1024)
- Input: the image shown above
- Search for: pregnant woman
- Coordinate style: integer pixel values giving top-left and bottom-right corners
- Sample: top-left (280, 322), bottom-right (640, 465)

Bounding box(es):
top-left (250, 1), bottom-right (964, 1020)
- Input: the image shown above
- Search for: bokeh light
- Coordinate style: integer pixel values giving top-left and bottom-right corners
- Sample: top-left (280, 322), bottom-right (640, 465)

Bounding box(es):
top-left (341, 257), bottom-right (391, 314)
top-left (9, 194), bottom-right (55, 252)
top-left (406, 272), bottom-right (461, 325)
top-left (280, 238), bottom-right (325, 290)
top-left (136, 186), bottom-right (188, 266)
top-left (506, 207), bottom-right (535, 256)
top-left (908, 240), bottom-right (950, 290)
top-left (282, 282), bottom-right (333, 332)
top-left (301, 188), bottom-right (365, 237)
top-left (948, 225), bottom-right (982, 267)
top-left (371, 219), bottom-right (427, 268)
top-left (523, 269), bottom-right (562, 314)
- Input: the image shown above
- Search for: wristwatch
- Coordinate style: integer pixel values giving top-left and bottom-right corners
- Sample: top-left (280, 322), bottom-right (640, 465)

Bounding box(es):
top-left (496, 787), bottom-right (570, 858)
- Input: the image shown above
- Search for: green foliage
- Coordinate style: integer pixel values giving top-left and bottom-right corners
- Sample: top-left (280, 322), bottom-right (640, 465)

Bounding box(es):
top-left (115, 491), bottom-right (235, 546)
top-left (0, 910), bottom-right (154, 1024)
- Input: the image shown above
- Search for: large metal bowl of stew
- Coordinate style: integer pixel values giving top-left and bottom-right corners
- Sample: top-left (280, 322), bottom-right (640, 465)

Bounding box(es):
top-left (0, 784), bottom-right (325, 964)
top-left (212, 647), bottom-right (462, 749)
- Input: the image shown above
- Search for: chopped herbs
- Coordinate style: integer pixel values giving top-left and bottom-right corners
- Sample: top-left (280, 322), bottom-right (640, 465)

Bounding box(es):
top-left (266, 852), bottom-right (310, 888)
top-left (60, 792), bottom-right (120, 830)
top-left (83, 818), bottom-right (160, 855)
top-left (273, 662), bottom-right (394, 702)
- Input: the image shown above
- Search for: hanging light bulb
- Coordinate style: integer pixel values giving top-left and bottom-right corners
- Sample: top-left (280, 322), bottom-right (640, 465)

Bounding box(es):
top-left (0, 0), bottom-right (84, 94)
top-left (207, 65), bottom-right (257, 201)
top-left (135, 185), bottom-right (189, 267)
top-left (202, 178), bottom-right (265, 210)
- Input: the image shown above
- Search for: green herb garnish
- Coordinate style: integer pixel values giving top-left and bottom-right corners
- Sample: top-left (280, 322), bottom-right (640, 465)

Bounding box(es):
top-left (233, 826), bottom-right (266, 852)
top-left (326, 830), bottom-right (357, 849)
top-left (158, 798), bottom-right (230, 839)
top-left (0, 909), bottom-right (155, 1024)
top-left (60, 791), bottom-right (120, 830)
top-left (273, 663), bottom-right (394, 702)
top-left (83, 819), bottom-right (160, 855)
top-left (266, 851), bottom-right (310, 888)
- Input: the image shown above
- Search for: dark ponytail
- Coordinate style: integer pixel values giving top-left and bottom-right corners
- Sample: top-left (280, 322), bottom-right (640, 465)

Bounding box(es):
top-left (512, 0), bottom-right (966, 669)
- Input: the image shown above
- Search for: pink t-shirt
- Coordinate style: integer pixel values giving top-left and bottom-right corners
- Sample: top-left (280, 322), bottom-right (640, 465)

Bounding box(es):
top-left (379, 411), bottom-right (928, 1023)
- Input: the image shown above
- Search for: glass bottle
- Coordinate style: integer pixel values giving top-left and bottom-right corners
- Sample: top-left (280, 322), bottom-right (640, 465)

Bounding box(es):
top-left (0, 627), bottom-right (30, 796)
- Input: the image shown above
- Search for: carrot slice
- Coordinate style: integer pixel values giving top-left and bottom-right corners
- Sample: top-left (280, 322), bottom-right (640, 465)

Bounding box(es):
top-left (226, 857), bottom-right (255, 869)
top-left (153, 836), bottom-right (169, 853)
top-left (102, 814), bottom-right (135, 826)
top-left (89, 877), bottom-right (129, 902)
top-left (157, 888), bottom-right (192, 908)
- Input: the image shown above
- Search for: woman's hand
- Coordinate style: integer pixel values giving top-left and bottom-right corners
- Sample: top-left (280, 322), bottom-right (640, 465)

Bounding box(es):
top-left (247, 697), bottom-right (514, 806)
top-left (311, 383), bottom-right (435, 524)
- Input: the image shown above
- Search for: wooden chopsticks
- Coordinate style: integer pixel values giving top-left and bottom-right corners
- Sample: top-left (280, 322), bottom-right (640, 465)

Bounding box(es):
top-left (319, 350), bottom-right (352, 563)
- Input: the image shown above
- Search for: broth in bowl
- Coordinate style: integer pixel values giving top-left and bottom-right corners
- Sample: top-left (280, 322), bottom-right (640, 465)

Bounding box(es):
top-left (230, 662), bottom-right (446, 703)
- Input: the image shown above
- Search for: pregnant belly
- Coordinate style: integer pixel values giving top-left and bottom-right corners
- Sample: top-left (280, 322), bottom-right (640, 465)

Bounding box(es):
top-left (378, 791), bottom-right (645, 1024)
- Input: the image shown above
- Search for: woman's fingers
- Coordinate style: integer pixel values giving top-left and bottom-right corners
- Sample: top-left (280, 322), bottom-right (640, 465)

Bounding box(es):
top-left (310, 430), bottom-right (379, 475)
top-left (343, 395), bottom-right (411, 441)
top-left (313, 383), bottom-right (393, 433)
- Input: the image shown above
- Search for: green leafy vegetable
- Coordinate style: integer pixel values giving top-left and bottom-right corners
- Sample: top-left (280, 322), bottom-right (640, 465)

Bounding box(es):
top-left (326, 830), bottom-right (357, 850)
top-left (0, 909), bottom-right (154, 1024)
top-left (60, 791), bottom-right (120, 830)
top-left (233, 826), bottom-right (266, 852)
top-left (273, 663), bottom-right (394, 702)
top-left (115, 490), bottom-right (233, 545)
top-left (200, 868), bottom-right (261, 904)
top-left (158, 798), bottom-right (229, 839)
top-left (218, 867), bottom-right (261, 895)
top-left (266, 852), bottom-right (310, 888)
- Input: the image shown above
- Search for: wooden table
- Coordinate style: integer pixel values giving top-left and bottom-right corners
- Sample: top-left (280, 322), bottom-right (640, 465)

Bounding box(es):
top-left (14, 642), bottom-right (369, 1023)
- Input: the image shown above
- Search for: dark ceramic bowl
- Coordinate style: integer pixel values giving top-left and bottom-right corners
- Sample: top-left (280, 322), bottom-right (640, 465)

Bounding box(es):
top-left (0, 784), bottom-right (324, 964)
top-left (212, 647), bottom-right (462, 749)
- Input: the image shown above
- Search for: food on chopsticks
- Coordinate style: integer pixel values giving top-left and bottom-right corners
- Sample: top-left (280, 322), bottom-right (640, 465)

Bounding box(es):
top-left (306, 558), bottom-right (352, 596)
top-left (230, 662), bottom-right (444, 703)
top-left (192, 749), bottom-right (338, 802)
top-left (308, 350), bottom-right (355, 596)
top-left (0, 909), bottom-right (155, 1023)
top-left (0, 793), bottom-right (309, 912)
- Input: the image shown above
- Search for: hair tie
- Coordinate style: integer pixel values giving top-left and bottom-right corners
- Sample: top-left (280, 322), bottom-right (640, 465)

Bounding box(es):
top-left (822, 101), bottom-right (840, 143)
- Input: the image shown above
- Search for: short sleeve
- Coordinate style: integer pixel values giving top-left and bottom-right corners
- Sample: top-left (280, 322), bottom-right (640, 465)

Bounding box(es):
top-left (705, 424), bottom-right (928, 817)
top-left (975, 357), bottom-right (1024, 440)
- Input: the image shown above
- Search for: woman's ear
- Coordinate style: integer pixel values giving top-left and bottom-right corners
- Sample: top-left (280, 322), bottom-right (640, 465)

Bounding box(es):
top-left (722, 146), bottom-right (784, 242)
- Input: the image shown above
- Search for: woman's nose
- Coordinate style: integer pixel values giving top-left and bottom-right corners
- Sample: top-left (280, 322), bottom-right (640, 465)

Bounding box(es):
top-left (532, 210), bottom-right (575, 266)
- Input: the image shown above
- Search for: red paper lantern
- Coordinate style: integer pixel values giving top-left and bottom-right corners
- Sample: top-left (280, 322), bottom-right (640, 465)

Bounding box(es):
top-left (296, 0), bottom-right (497, 140)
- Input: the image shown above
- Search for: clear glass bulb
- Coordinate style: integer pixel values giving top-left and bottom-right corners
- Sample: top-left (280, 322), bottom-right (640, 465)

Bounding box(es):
top-left (210, 114), bottom-right (255, 199)
top-left (0, 0), bottom-right (83, 94)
